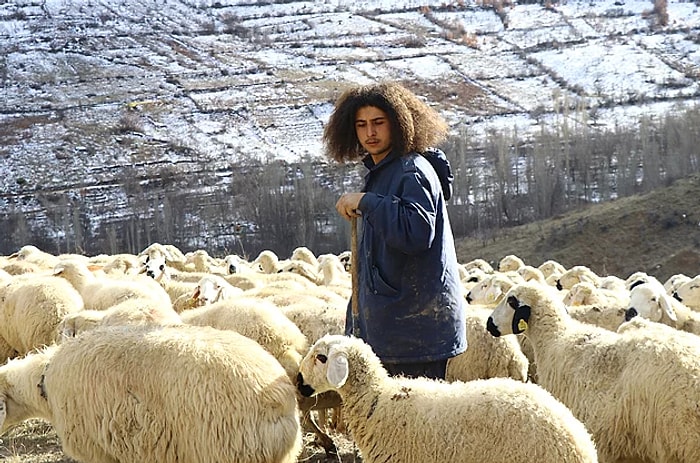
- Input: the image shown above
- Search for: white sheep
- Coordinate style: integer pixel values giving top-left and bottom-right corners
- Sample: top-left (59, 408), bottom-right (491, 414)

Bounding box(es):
top-left (224, 254), bottom-right (258, 274)
top-left (138, 242), bottom-right (188, 271)
top-left (191, 274), bottom-right (243, 307)
top-left (664, 273), bottom-right (691, 296)
top-left (462, 257), bottom-right (494, 274)
top-left (0, 275), bottom-right (84, 360)
top-left (466, 273), bottom-right (520, 305)
top-left (446, 307), bottom-right (528, 382)
top-left (253, 250), bottom-right (287, 273)
top-left (624, 270), bottom-right (663, 291)
top-left (562, 281), bottom-right (629, 331)
top-left (517, 265), bottom-right (547, 284)
top-left (538, 259), bottom-right (567, 279)
top-left (487, 281), bottom-right (700, 463)
top-left (297, 334), bottom-right (598, 463)
top-left (556, 265), bottom-right (601, 290)
top-left (672, 274), bottom-right (700, 311)
top-left (498, 254), bottom-right (525, 272)
top-left (598, 275), bottom-right (627, 292)
top-left (279, 300), bottom-right (346, 344)
top-left (179, 297), bottom-right (309, 379)
top-left (290, 246), bottom-right (319, 267)
top-left (625, 282), bottom-right (700, 335)
top-left (53, 259), bottom-right (172, 310)
top-left (8, 245), bottom-right (61, 269)
top-left (56, 298), bottom-right (182, 340)
top-left (179, 297), bottom-right (341, 457)
top-left (0, 325), bottom-right (303, 463)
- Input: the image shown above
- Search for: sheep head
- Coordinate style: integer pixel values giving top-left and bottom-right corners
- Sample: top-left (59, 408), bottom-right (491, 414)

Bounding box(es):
top-left (486, 282), bottom-right (562, 337)
top-left (297, 335), bottom-right (350, 397)
top-left (625, 283), bottom-right (677, 323)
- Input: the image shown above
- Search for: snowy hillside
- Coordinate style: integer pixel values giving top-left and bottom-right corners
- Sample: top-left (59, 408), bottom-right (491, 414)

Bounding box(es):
top-left (1, 0), bottom-right (699, 254)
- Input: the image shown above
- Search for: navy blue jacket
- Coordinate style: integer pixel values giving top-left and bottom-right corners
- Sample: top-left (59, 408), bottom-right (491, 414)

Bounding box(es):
top-left (345, 148), bottom-right (468, 363)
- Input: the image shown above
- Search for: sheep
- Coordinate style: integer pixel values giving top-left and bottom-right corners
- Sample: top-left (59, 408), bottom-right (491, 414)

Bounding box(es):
top-left (138, 242), bottom-right (188, 271)
top-left (462, 257), bottom-right (494, 274)
top-left (0, 325), bottom-right (303, 463)
top-left (487, 281), bottom-right (700, 463)
top-left (184, 249), bottom-right (227, 274)
top-left (179, 297), bottom-right (309, 379)
top-left (0, 275), bottom-right (84, 360)
top-left (254, 249), bottom-right (286, 273)
top-left (290, 246), bottom-right (319, 267)
top-left (224, 254), bottom-right (258, 274)
top-left (538, 259), bottom-right (567, 279)
top-left (56, 298), bottom-right (182, 340)
top-left (191, 274), bottom-right (243, 307)
top-left (556, 265), bottom-right (601, 290)
top-left (279, 300), bottom-right (346, 344)
top-left (498, 254), bottom-right (525, 272)
top-left (466, 273), bottom-right (520, 305)
top-left (517, 264), bottom-right (547, 284)
top-left (624, 282), bottom-right (700, 335)
top-left (54, 259), bottom-right (172, 310)
top-left (562, 281), bottom-right (629, 331)
top-left (672, 274), bottom-right (700, 311)
top-left (446, 306), bottom-right (528, 382)
top-left (8, 245), bottom-right (61, 269)
top-left (624, 270), bottom-right (663, 291)
top-left (664, 273), bottom-right (691, 295)
top-left (178, 297), bottom-right (341, 457)
top-left (1, 259), bottom-right (43, 276)
top-left (95, 254), bottom-right (144, 275)
top-left (460, 266), bottom-right (488, 292)
top-left (598, 275), bottom-right (627, 292)
top-left (297, 334), bottom-right (599, 463)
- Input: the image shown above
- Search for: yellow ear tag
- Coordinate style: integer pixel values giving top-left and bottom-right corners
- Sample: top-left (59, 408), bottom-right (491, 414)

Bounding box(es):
top-left (518, 319), bottom-right (529, 331)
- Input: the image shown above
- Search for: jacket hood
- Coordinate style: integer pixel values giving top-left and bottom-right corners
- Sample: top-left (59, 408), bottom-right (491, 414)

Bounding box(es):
top-left (422, 148), bottom-right (453, 200)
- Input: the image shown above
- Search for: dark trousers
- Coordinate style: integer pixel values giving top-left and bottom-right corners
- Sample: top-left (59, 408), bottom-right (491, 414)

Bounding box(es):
top-left (383, 358), bottom-right (448, 380)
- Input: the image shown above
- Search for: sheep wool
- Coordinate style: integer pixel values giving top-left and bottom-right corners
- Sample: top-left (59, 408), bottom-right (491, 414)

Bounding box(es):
top-left (0, 325), bottom-right (302, 463)
top-left (487, 282), bottom-right (700, 463)
top-left (297, 334), bottom-right (598, 463)
top-left (0, 275), bottom-right (84, 358)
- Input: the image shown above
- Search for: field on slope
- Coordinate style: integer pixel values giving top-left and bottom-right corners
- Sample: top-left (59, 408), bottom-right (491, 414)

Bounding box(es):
top-left (456, 173), bottom-right (700, 282)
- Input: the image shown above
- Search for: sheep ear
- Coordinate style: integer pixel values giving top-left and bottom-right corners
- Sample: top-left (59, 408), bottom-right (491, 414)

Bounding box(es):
top-left (326, 348), bottom-right (349, 388)
top-left (659, 294), bottom-right (678, 322)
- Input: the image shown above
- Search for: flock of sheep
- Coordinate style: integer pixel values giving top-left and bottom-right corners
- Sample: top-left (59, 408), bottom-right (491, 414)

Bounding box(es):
top-left (0, 243), bottom-right (699, 462)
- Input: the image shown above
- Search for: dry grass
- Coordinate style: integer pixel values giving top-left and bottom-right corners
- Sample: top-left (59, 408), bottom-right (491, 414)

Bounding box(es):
top-left (0, 420), bottom-right (360, 463)
top-left (455, 173), bottom-right (700, 282)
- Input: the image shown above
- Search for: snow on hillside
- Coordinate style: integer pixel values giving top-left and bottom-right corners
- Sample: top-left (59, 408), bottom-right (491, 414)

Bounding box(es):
top-left (0, 0), bottom-right (699, 252)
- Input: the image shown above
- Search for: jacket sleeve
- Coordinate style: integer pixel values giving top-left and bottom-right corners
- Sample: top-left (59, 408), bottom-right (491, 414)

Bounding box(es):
top-left (358, 169), bottom-right (437, 255)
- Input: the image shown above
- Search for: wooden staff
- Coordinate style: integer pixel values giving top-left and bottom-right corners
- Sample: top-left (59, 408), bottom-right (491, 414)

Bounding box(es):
top-left (351, 216), bottom-right (359, 318)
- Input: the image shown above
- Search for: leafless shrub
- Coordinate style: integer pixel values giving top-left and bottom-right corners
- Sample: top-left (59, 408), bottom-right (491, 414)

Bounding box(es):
top-left (116, 111), bottom-right (143, 134)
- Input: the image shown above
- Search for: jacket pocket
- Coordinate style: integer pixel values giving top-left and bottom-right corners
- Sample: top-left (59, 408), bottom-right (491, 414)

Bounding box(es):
top-left (370, 265), bottom-right (399, 297)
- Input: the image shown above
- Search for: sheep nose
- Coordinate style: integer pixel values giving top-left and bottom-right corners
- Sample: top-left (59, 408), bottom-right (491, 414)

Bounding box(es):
top-left (146, 270), bottom-right (155, 278)
top-left (556, 280), bottom-right (563, 291)
top-left (624, 307), bottom-right (638, 322)
top-left (466, 293), bottom-right (472, 304)
top-left (296, 372), bottom-right (315, 397)
top-left (486, 317), bottom-right (501, 337)
top-left (228, 265), bottom-right (237, 274)
top-left (673, 292), bottom-right (683, 302)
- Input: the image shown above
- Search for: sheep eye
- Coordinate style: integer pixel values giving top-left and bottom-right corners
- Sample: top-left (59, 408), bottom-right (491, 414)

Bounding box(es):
top-left (159, 264), bottom-right (165, 271)
top-left (316, 354), bottom-right (328, 364)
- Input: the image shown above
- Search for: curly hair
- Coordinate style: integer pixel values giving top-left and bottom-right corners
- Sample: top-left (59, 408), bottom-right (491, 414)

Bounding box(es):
top-left (322, 82), bottom-right (449, 163)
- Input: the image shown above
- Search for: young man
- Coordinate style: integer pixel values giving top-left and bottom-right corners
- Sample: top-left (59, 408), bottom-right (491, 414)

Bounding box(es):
top-left (323, 82), bottom-right (467, 379)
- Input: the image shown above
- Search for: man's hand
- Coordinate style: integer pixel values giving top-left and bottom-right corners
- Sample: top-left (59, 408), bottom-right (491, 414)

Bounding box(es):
top-left (336, 193), bottom-right (365, 221)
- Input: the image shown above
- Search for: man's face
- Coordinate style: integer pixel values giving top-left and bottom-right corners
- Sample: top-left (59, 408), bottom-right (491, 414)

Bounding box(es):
top-left (355, 105), bottom-right (392, 163)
